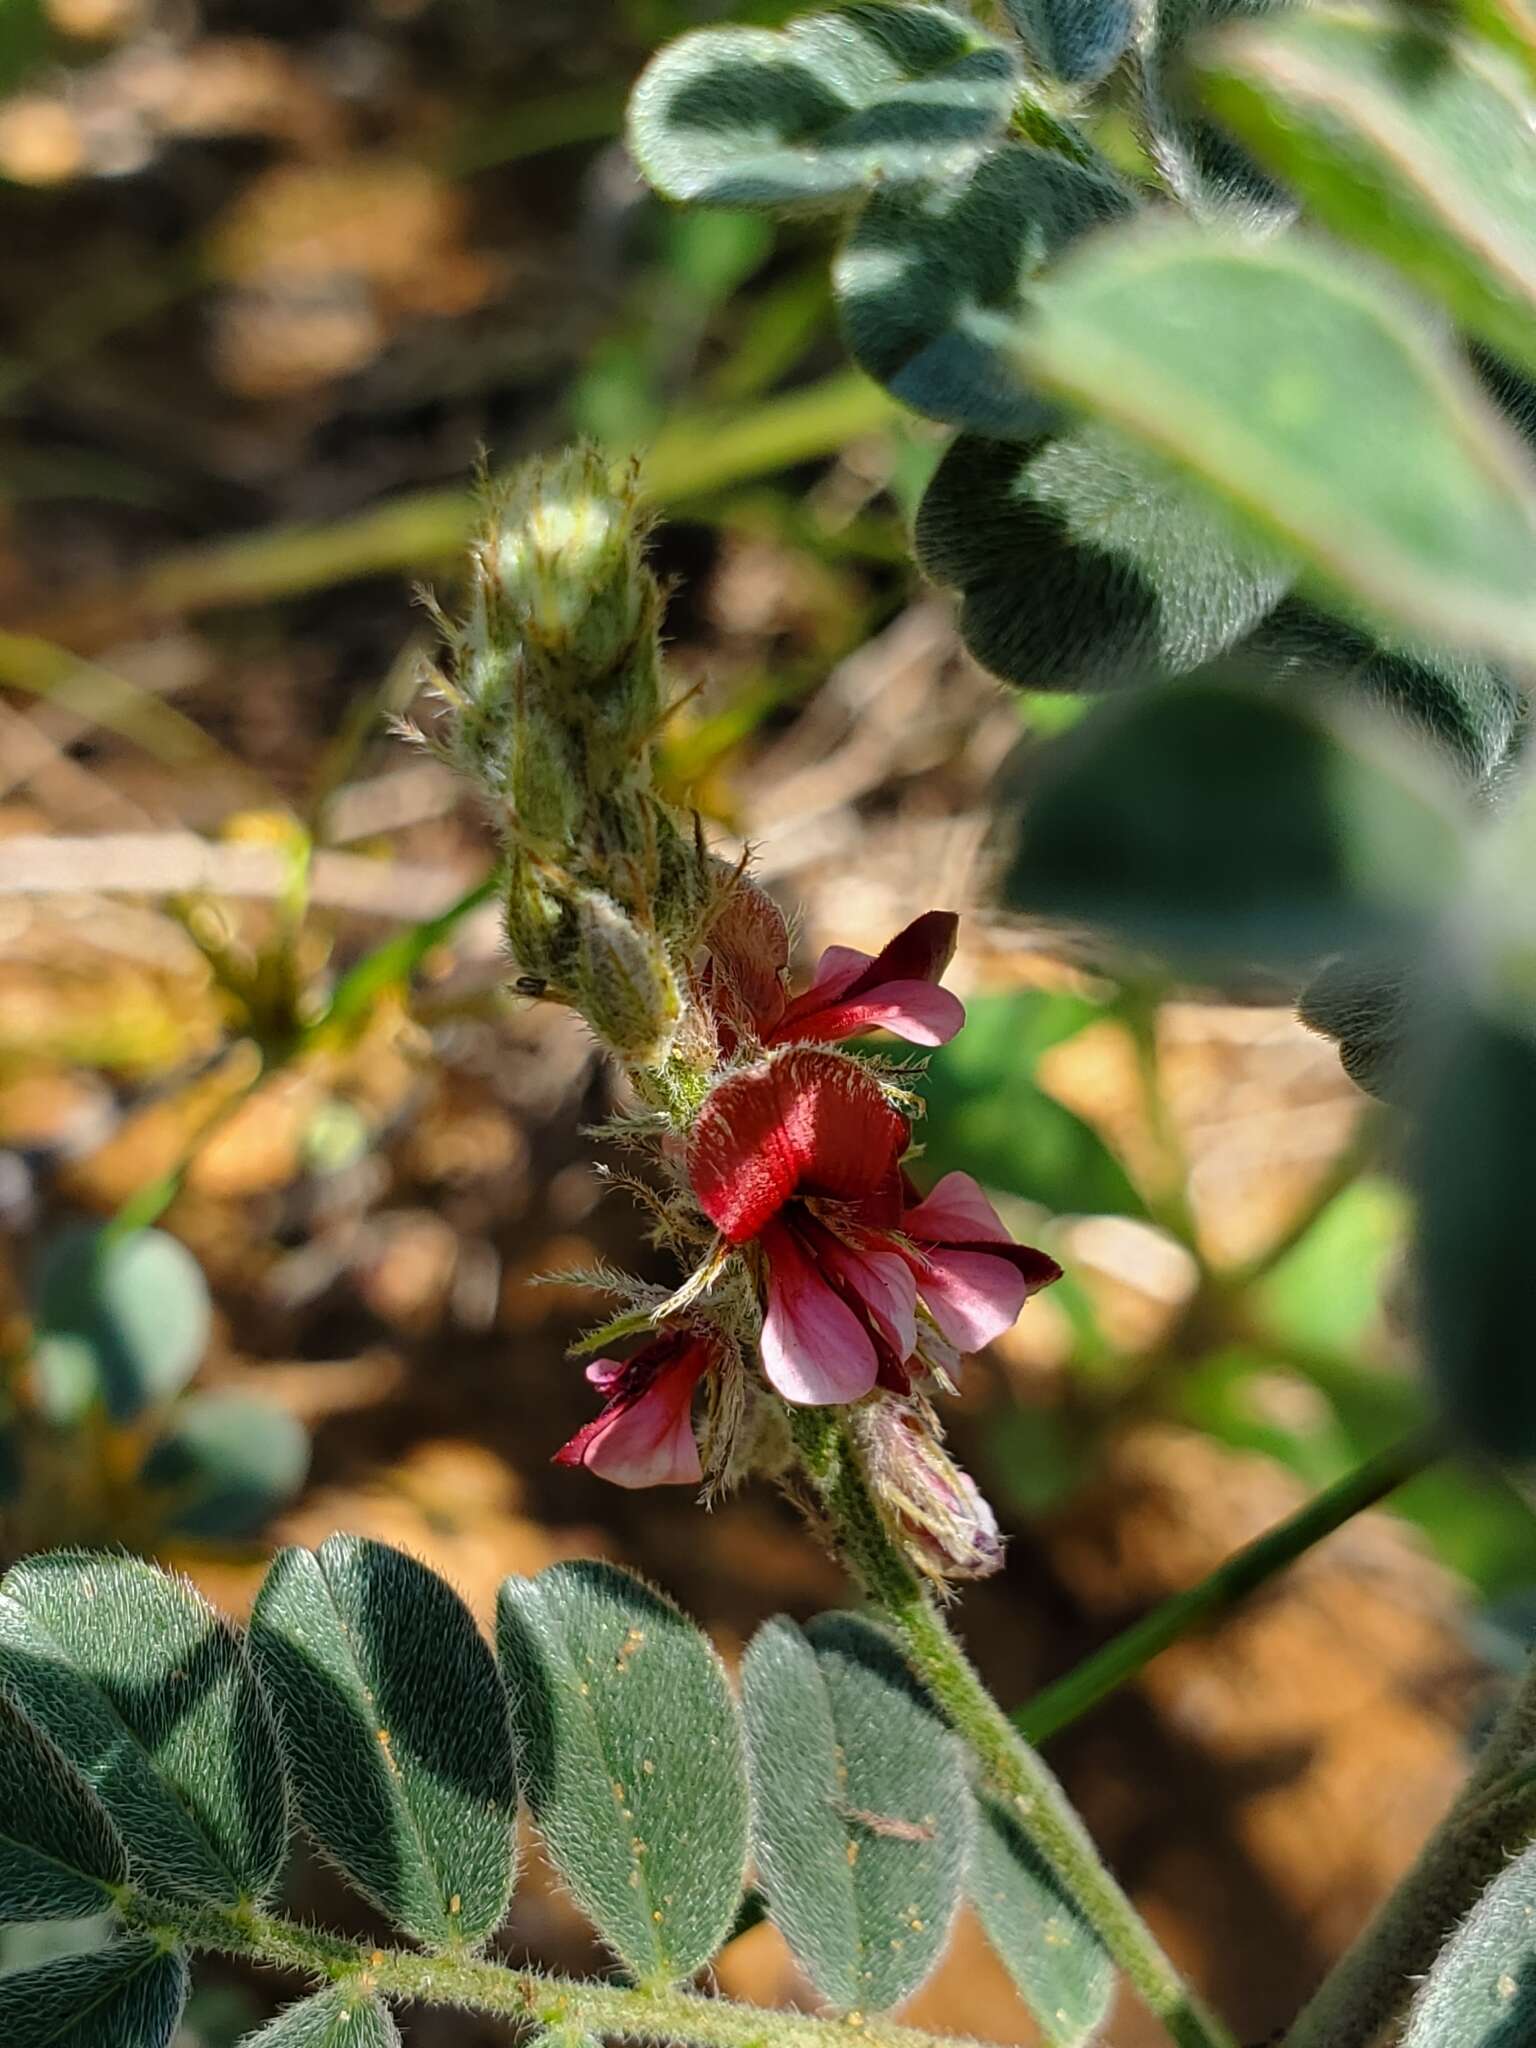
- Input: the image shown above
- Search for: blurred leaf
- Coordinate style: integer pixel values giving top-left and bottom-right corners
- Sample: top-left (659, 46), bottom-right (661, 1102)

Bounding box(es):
top-left (0, 1693), bottom-right (127, 1922)
top-left (0, 1939), bottom-right (187, 2048)
top-left (142, 1392), bottom-right (310, 1541)
top-left (1002, 676), bottom-right (1465, 971)
top-left (0, 0), bottom-right (47, 103)
top-left (628, 4), bottom-right (1017, 211)
top-left (250, 1537), bottom-right (518, 1949)
top-left (919, 991), bottom-right (1146, 1218)
top-left (1404, 1837), bottom-right (1536, 2046)
top-left (982, 1406), bottom-right (1099, 1516)
top-left (0, 1552), bottom-right (286, 1907)
top-left (740, 1614), bottom-right (970, 2014)
top-left (1252, 1176), bottom-right (1404, 1356)
top-left (238, 1988), bottom-right (400, 2048)
top-left (970, 1792), bottom-right (1114, 2046)
top-left (1002, 0), bottom-right (1134, 85)
top-left (497, 1561), bottom-right (748, 1984)
top-left (1199, 6), bottom-right (1536, 376)
top-left (32, 1226), bottom-right (209, 1424)
top-left (1015, 224), bottom-right (1536, 661)
top-left (916, 429), bottom-right (1290, 692)
top-left (835, 145), bottom-right (1130, 439)
top-left (1298, 948), bottom-right (1419, 1102)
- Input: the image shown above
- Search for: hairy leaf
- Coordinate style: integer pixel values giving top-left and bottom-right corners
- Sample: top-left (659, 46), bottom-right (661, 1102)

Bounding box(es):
top-left (0, 1552), bottom-right (286, 1906)
top-left (741, 1614), bottom-right (970, 2014)
top-left (498, 1560), bottom-right (748, 1983)
top-left (31, 1225), bottom-right (209, 1423)
top-left (0, 1938), bottom-right (188, 2048)
top-left (1404, 1837), bottom-right (1536, 2045)
top-left (916, 429), bottom-right (1290, 691)
top-left (239, 1987), bottom-right (401, 2048)
top-left (628, 4), bottom-right (1017, 211)
top-left (1003, 675), bottom-right (1465, 970)
top-left (1014, 224), bottom-right (1536, 662)
top-left (835, 145), bottom-right (1130, 438)
top-left (0, 1692), bottom-right (127, 1921)
top-left (250, 1536), bottom-right (518, 1948)
top-left (1143, 0), bottom-right (1295, 216)
top-left (1002, 0), bottom-right (1133, 85)
top-left (971, 1793), bottom-right (1114, 2047)
top-left (1297, 949), bottom-right (1419, 1102)
top-left (919, 991), bottom-right (1145, 1218)
top-left (1199, 5), bottom-right (1536, 376)
top-left (142, 1391), bottom-right (310, 1540)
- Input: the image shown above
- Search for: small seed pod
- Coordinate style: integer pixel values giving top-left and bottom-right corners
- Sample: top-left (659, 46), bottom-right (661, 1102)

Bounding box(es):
top-left (856, 1392), bottom-right (1004, 1584)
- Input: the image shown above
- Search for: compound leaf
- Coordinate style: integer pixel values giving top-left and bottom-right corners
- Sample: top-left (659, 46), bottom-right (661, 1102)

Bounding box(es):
top-left (916, 429), bottom-right (1290, 692)
top-left (0, 1938), bottom-right (188, 2048)
top-left (741, 1614), bottom-right (970, 2015)
top-left (836, 143), bottom-right (1131, 438)
top-left (1199, 5), bottom-right (1536, 377)
top-left (1003, 675), bottom-right (1465, 970)
top-left (629, 4), bottom-right (1017, 212)
top-left (1002, 0), bottom-right (1134, 85)
top-left (142, 1391), bottom-right (310, 1541)
top-left (1014, 224), bottom-right (1536, 662)
top-left (1404, 1838), bottom-right (1536, 2046)
top-left (0, 1692), bottom-right (127, 1921)
top-left (249, 1536), bottom-right (518, 1949)
top-left (0, 1552), bottom-right (286, 1907)
top-left (497, 1560), bottom-right (748, 1984)
top-left (32, 1225), bottom-right (209, 1424)
top-left (239, 1987), bottom-right (401, 2048)
top-left (971, 1792), bottom-right (1114, 2047)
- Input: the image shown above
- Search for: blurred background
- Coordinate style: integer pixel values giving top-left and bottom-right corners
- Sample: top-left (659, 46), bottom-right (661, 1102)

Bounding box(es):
top-left (0, 1), bottom-right (1532, 2043)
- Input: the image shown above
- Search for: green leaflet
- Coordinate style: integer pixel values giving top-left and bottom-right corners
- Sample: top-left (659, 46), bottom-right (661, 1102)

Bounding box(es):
top-left (0, 1938), bottom-right (188, 2048)
top-left (1001, 0), bottom-right (1133, 85)
top-left (628, 4), bottom-right (1017, 212)
top-left (970, 1793), bottom-right (1114, 2048)
top-left (31, 1225), bottom-right (209, 1424)
top-left (0, 1552), bottom-right (287, 1907)
top-left (497, 1560), bottom-right (749, 1984)
top-left (918, 991), bottom-right (1146, 1219)
top-left (249, 1536), bottom-right (519, 1949)
top-left (1014, 224), bottom-right (1536, 663)
top-left (0, 1691), bottom-right (127, 1922)
top-left (1199, 5), bottom-right (1536, 376)
top-left (1002, 675), bottom-right (1466, 971)
top-left (740, 1615), bottom-right (970, 2015)
top-left (1403, 1839), bottom-right (1536, 2045)
top-left (915, 429), bottom-right (1291, 692)
top-left (835, 144), bottom-right (1131, 440)
top-left (141, 1391), bottom-right (311, 1540)
top-left (238, 1987), bottom-right (401, 2048)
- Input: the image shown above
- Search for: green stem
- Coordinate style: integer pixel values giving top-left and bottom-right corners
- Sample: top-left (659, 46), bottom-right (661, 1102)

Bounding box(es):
top-left (788, 1412), bottom-right (1238, 2048)
top-left (124, 1897), bottom-right (983, 2048)
top-left (1017, 1430), bottom-right (1441, 1747)
top-left (1283, 1649), bottom-right (1536, 2048)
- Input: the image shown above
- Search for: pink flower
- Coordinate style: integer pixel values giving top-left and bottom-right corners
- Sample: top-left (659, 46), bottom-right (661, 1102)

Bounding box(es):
top-left (553, 1326), bottom-right (720, 1488)
top-left (704, 888), bottom-right (964, 1052)
top-left (686, 1048), bottom-right (1058, 1406)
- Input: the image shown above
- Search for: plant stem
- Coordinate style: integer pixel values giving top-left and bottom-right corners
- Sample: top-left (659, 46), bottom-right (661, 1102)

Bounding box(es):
top-left (124, 1897), bottom-right (985, 2048)
top-left (1017, 1429), bottom-right (1442, 1747)
top-left (1283, 1648), bottom-right (1536, 2048)
top-left (787, 1411), bottom-right (1239, 2048)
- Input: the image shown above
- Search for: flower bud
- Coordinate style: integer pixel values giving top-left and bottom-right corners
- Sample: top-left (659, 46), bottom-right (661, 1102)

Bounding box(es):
top-left (856, 1394), bottom-right (1004, 1584)
top-left (504, 850), bottom-right (573, 988)
top-left (572, 887), bottom-right (682, 1066)
top-left (492, 446), bottom-right (651, 684)
top-left (509, 701), bottom-right (583, 850)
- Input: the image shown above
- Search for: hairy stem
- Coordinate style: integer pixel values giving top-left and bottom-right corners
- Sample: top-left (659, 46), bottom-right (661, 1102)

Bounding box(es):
top-left (1017, 1430), bottom-right (1441, 1747)
top-left (1283, 1648), bottom-right (1536, 2048)
top-left (123, 1896), bottom-right (986, 2048)
top-left (787, 1410), bottom-right (1239, 2048)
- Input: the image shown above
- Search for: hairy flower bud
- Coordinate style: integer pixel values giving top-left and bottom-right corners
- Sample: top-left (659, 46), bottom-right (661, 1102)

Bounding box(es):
top-left (856, 1393), bottom-right (1004, 1584)
top-left (504, 850), bottom-right (572, 988)
top-left (509, 700), bottom-right (583, 850)
top-left (572, 887), bottom-right (682, 1066)
top-left (492, 445), bottom-right (652, 686)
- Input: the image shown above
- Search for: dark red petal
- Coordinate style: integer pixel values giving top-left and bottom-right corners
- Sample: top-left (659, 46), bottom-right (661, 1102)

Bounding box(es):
top-left (706, 879), bottom-right (790, 1034)
top-left (687, 1048), bottom-right (910, 1243)
top-left (772, 912), bottom-right (960, 1042)
top-left (845, 911), bottom-right (958, 999)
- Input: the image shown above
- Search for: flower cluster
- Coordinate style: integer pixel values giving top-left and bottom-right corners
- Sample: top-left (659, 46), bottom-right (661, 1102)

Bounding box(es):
top-left (428, 449), bottom-right (1061, 1583)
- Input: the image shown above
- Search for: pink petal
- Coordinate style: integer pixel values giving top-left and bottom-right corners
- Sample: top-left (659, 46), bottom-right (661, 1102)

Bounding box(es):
top-left (554, 1360), bottom-right (704, 1488)
top-left (687, 1049), bottom-right (909, 1244)
top-left (802, 943), bottom-right (875, 1004)
top-left (805, 1223), bottom-right (918, 1362)
top-left (903, 1171), bottom-right (1015, 1246)
top-left (771, 980), bottom-right (965, 1049)
top-left (912, 1245), bottom-right (1038, 1353)
top-left (759, 1217), bottom-right (880, 1404)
